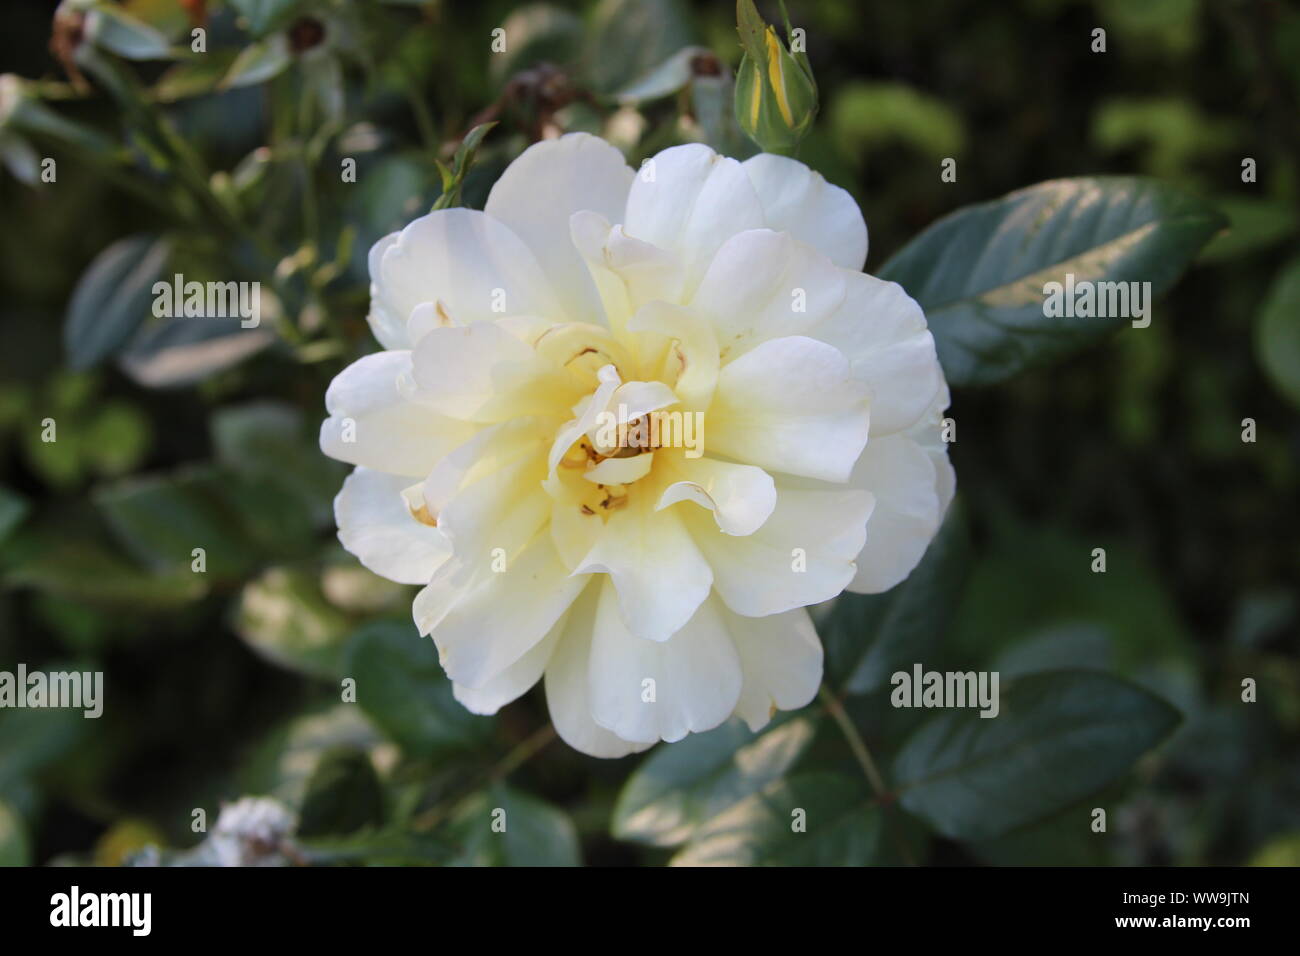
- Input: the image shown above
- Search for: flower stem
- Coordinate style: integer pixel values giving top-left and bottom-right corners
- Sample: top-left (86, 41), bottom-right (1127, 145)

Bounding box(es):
top-left (819, 684), bottom-right (917, 866)
top-left (489, 724), bottom-right (557, 783)
top-left (819, 684), bottom-right (888, 797)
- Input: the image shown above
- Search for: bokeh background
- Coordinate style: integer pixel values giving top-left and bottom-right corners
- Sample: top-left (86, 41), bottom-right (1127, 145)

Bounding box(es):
top-left (0, 0), bottom-right (1296, 866)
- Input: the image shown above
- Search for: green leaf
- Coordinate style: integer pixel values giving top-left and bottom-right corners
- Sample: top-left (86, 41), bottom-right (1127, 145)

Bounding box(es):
top-left (0, 487), bottom-right (29, 547)
top-left (671, 772), bottom-right (880, 866)
top-left (431, 122), bottom-right (497, 211)
top-left (7, 540), bottom-right (206, 609)
top-left (690, 70), bottom-right (755, 158)
top-left (297, 827), bottom-right (455, 866)
top-left (825, 501), bottom-right (971, 694)
top-left (237, 704), bottom-right (384, 809)
top-left (222, 35), bottom-right (293, 90)
top-left (93, 465), bottom-right (263, 578)
top-left (612, 716), bottom-right (815, 847)
top-left (0, 134), bottom-right (40, 185)
top-left (878, 177), bottom-right (1226, 387)
top-left (614, 46), bottom-right (712, 104)
top-left (584, 0), bottom-right (697, 95)
top-left (891, 670), bottom-right (1180, 841)
top-left (64, 235), bottom-right (170, 371)
top-left (234, 566), bottom-right (351, 679)
top-left (969, 802), bottom-right (1111, 866)
top-left (118, 315), bottom-right (275, 388)
top-left (296, 747), bottom-right (385, 838)
top-left (0, 801), bottom-right (30, 867)
top-left (228, 0), bottom-right (302, 39)
top-left (342, 620), bottom-right (491, 757)
top-left (1198, 196), bottom-right (1297, 263)
top-left (0, 706), bottom-right (87, 792)
top-left (212, 402), bottom-right (342, 524)
top-left (152, 52), bottom-right (241, 103)
top-left (490, 4), bottom-right (585, 82)
top-left (447, 785), bottom-right (580, 866)
top-left (1254, 257), bottom-right (1300, 409)
top-left (86, 6), bottom-right (174, 61)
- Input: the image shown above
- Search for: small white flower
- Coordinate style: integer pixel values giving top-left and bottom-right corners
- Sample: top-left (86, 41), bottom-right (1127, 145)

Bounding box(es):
top-left (321, 133), bottom-right (953, 757)
top-left (209, 796), bottom-right (297, 867)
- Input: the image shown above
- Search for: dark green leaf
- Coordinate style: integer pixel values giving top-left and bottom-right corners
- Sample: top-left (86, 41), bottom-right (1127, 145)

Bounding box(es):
top-left (0, 487), bottom-right (29, 547)
top-left (86, 6), bottom-right (174, 61)
top-left (297, 747), bottom-right (385, 838)
top-left (612, 716), bottom-right (815, 847)
top-left (0, 801), bottom-right (29, 866)
top-left (228, 0), bottom-right (302, 39)
top-left (93, 465), bottom-right (263, 578)
top-left (237, 704), bottom-right (384, 808)
top-left (825, 501), bottom-right (970, 694)
top-left (671, 772), bottom-right (880, 866)
top-left (212, 401), bottom-right (343, 524)
top-left (342, 620), bottom-right (491, 757)
top-left (1199, 196), bottom-right (1297, 263)
top-left (490, 5), bottom-right (585, 82)
top-left (584, 0), bottom-right (696, 95)
top-left (297, 827), bottom-right (455, 866)
top-left (1254, 256), bottom-right (1300, 409)
top-left (614, 46), bottom-right (711, 104)
top-left (878, 177), bottom-right (1226, 386)
top-left (891, 669), bottom-right (1180, 841)
top-left (234, 566), bottom-right (351, 679)
top-left (64, 235), bottom-right (170, 371)
top-left (223, 36), bottom-right (294, 89)
top-left (447, 785), bottom-right (580, 866)
top-left (7, 540), bottom-right (206, 609)
top-left (0, 706), bottom-right (87, 792)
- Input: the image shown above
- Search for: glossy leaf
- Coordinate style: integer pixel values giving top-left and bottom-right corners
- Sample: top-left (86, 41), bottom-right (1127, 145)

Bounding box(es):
top-left (671, 772), bottom-right (880, 866)
top-left (612, 716), bottom-right (816, 847)
top-left (447, 785), bottom-right (580, 867)
top-left (341, 620), bottom-right (490, 757)
top-left (825, 501), bottom-right (971, 694)
top-left (892, 670), bottom-right (1180, 841)
top-left (297, 747), bottom-right (385, 838)
top-left (1254, 257), bottom-right (1300, 409)
top-left (878, 177), bottom-right (1226, 386)
top-left (234, 566), bottom-right (351, 679)
top-left (64, 235), bottom-right (170, 371)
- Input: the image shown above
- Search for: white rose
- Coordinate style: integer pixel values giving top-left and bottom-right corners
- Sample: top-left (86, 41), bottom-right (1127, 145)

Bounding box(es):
top-left (321, 133), bottom-right (953, 758)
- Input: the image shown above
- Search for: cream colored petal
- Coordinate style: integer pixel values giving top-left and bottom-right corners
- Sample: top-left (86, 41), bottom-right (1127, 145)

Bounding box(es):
top-left (741, 153), bottom-right (868, 270)
top-left (544, 581), bottom-right (655, 759)
top-left (728, 604), bottom-right (823, 733)
top-left (588, 583), bottom-right (742, 745)
top-left (485, 133), bottom-right (634, 326)
top-left (334, 466), bottom-right (451, 586)
top-left (707, 336), bottom-right (870, 483)
top-left (319, 350), bottom-right (474, 478)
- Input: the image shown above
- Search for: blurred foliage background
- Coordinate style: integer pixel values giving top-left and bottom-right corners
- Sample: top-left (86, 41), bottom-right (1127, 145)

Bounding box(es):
top-left (0, 0), bottom-right (1296, 867)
